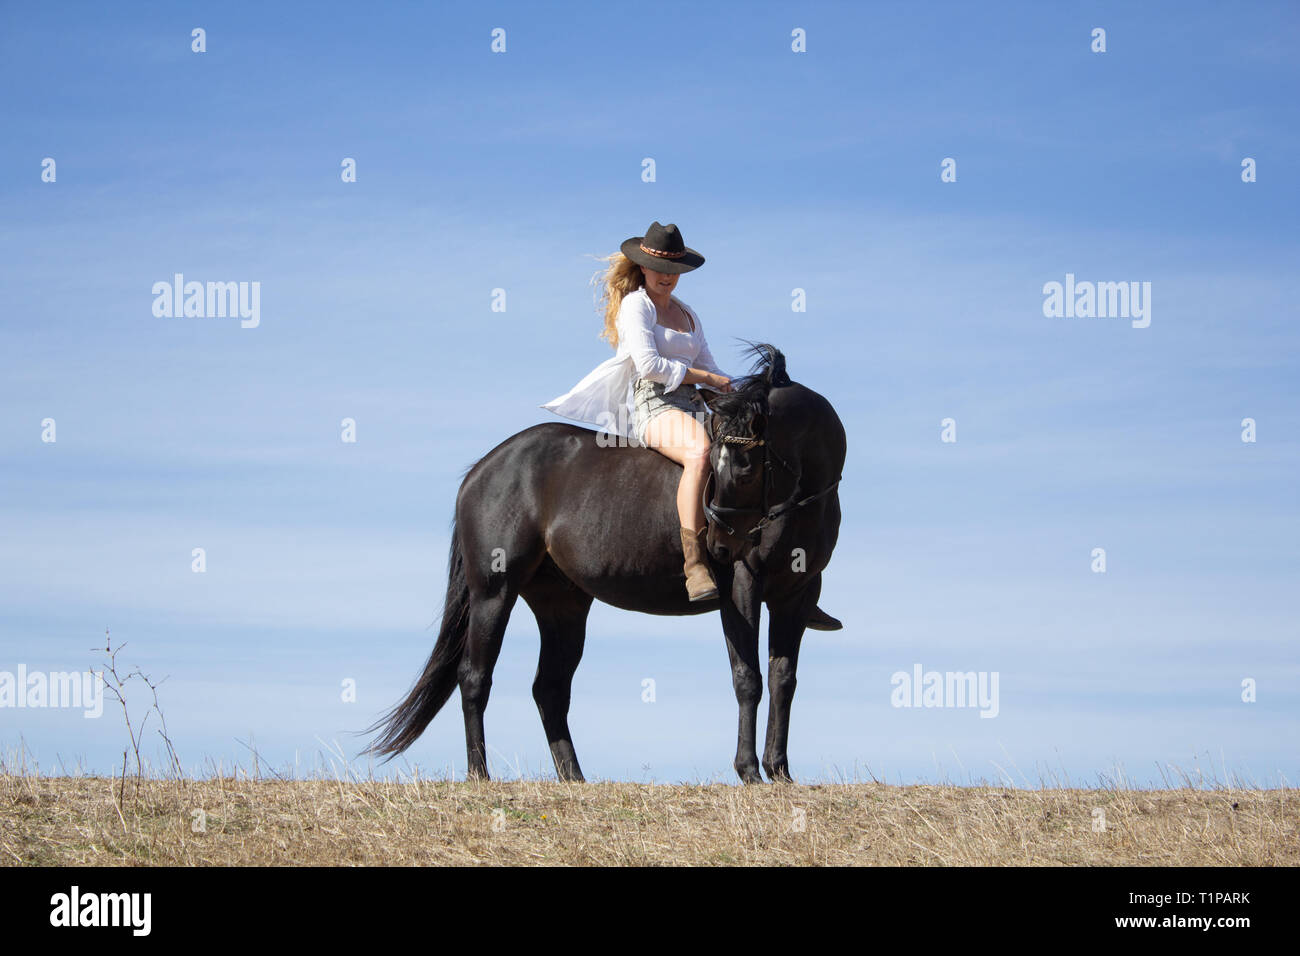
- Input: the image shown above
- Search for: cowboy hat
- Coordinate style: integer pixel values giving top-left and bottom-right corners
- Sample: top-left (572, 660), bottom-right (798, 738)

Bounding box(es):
top-left (621, 220), bottom-right (705, 274)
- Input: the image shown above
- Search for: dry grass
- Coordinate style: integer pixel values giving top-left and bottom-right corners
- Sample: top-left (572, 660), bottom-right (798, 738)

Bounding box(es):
top-left (1, 768), bottom-right (1293, 866)
top-left (10, 641), bottom-right (1287, 866)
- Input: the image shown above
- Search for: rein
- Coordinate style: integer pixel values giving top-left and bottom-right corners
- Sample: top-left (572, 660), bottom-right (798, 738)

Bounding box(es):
top-left (702, 433), bottom-right (841, 544)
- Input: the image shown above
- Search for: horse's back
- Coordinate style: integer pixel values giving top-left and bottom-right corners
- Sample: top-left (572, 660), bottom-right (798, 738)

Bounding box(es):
top-left (455, 421), bottom-right (707, 615)
top-left (460, 421), bottom-right (657, 491)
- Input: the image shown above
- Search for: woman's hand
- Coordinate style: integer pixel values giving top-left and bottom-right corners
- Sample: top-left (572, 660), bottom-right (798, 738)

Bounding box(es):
top-left (708, 373), bottom-right (733, 393)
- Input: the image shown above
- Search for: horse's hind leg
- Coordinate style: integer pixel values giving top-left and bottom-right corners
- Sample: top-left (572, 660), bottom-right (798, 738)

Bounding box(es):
top-left (522, 572), bottom-right (593, 782)
top-left (458, 589), bottom-right (519, 780)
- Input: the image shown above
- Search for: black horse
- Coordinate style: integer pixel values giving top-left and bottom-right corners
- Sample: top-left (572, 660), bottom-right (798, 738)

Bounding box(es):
top-left (365, 344), bottom-right (845, 783)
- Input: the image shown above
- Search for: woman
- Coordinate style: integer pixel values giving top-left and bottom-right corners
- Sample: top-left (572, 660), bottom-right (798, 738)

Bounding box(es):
top-left (542, 222), bottom-right (841, 626)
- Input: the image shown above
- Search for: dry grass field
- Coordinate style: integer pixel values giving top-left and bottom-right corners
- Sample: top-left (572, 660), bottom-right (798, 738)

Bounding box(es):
top-left (2, 770), bottom-right (1294, 866)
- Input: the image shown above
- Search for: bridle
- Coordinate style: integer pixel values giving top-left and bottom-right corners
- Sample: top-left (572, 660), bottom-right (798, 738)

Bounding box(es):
top-left (702, 432), bottom-right (842, 545)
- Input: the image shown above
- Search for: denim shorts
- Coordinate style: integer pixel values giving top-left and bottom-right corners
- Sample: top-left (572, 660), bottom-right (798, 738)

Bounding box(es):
top-left (632, 378), bottom-right (709, 445)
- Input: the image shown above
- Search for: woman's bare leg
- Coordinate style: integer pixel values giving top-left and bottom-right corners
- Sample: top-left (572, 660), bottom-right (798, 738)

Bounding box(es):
top-left (642, 409), bottom-right (711, 530)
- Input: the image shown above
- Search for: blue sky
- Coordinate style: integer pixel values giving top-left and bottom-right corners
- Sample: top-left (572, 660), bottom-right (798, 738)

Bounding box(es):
top-left (1, 1), bottom-right (1297, 786)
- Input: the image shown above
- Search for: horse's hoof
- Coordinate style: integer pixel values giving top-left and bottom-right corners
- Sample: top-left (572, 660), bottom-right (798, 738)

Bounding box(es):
top-left (805, 606), bottom-right (842, 631)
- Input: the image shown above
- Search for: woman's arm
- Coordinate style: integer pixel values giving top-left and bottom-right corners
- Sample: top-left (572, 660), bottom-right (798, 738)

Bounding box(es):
top-left (682, 366), bottom-right (728, 388)
top-left (685, 309), bottom-right (733, 391)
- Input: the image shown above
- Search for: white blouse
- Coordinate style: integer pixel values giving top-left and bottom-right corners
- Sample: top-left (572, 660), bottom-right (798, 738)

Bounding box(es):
top-left (541, 287), bottom-right (732, 440)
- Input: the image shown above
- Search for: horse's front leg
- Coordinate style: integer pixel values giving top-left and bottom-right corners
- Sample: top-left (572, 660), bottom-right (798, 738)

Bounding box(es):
top-left (717, 559), bottom-right (765, 784)
top-left (762, 577), bottom-right (818, 782)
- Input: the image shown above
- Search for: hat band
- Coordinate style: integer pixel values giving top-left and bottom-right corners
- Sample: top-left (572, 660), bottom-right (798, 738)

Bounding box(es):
top-left (639, 242), bottom-right (686, 259)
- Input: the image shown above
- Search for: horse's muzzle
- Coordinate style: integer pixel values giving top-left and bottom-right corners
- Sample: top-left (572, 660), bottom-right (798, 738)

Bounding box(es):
top-left (705, 523), bottom-right (749, 565)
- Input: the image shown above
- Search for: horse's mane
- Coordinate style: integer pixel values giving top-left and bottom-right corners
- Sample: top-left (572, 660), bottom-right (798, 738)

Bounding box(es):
top-left (707, 341), bottom-right (790, 435)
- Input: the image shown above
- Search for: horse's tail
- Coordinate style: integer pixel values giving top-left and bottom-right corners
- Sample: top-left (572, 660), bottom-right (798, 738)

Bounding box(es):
top-left (365, 518), bottom-right (470, 758)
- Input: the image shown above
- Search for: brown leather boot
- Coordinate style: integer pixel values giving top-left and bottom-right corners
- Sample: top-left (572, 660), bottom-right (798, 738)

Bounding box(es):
top-left (679, 526), bottom-right (719, 601)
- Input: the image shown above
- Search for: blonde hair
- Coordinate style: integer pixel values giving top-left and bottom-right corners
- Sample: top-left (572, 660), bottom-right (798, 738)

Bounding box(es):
top-left (589, 252), bottom-right (647, 349)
